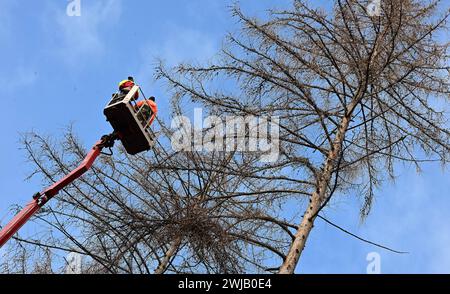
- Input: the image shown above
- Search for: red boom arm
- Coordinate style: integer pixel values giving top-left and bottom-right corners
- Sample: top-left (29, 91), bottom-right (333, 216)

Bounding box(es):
top-left (0, 134), bottom-right (117, 248)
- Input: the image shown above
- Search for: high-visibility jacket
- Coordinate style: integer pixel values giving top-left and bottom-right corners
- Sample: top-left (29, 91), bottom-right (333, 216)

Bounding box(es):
top-left (136, 100), bottom-right (158, 126)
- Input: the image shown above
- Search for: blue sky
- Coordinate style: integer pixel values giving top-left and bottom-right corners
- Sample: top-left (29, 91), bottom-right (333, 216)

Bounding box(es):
top-left (0, 0), bottom-right (449, 273)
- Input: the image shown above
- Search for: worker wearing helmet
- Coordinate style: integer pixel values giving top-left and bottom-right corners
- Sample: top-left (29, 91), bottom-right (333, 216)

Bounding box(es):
top-left (118, 76), bottom-right (139, 100)
top-left (109, 76), bottom-right (140, 105)
top-left (136, 96), bottom-right (158, 128)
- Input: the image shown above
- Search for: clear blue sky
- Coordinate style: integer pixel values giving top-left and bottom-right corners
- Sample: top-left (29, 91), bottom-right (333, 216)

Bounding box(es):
top-left (0, 0), bottom-right (449, 273)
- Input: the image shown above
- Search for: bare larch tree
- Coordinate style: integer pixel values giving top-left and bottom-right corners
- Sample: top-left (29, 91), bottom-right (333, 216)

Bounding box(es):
top-left (1, 114), bottom-right (296, 273)
top-left (156, 0), bottom-right (450, 273)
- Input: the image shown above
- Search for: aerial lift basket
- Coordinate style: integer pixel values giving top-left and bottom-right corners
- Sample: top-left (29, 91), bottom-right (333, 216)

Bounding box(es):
top-left (103, 85), bottom-right (154, 155)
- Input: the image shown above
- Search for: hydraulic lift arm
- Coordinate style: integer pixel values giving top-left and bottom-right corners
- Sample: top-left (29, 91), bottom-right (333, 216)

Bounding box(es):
top-left (0, 133), bottom-right (118, 248)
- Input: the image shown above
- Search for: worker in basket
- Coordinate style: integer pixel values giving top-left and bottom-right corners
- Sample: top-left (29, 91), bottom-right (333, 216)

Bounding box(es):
top-left (111, 76), bottom-right (139, 103)
top-left (135, 96), bottom-right (158, 129)
top-left (111, 76), bottom-right (157, 129)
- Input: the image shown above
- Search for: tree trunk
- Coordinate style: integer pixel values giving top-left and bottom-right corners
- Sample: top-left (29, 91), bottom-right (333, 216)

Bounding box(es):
top-left (279, 115), bottom-right (351, 274)
top-left (154, 236), bottom-right (182, 274)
